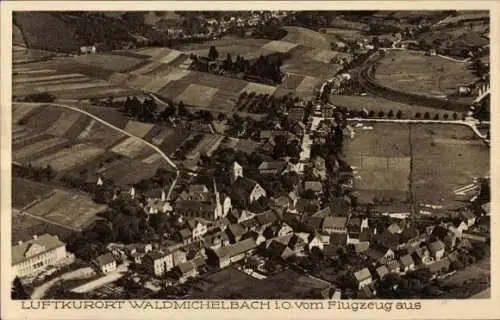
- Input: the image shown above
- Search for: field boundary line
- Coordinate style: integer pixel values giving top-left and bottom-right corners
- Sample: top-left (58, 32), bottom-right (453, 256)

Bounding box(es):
top-left (14, 102), bottom-right (180, 201)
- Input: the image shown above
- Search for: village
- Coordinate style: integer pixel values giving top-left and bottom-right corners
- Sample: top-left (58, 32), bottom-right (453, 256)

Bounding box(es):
top-left (11, 10), bottom-right (490, 301)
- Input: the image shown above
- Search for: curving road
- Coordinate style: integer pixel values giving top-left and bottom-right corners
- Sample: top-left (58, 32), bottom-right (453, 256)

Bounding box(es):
top-left (14, 102), bottom-right (180, 201)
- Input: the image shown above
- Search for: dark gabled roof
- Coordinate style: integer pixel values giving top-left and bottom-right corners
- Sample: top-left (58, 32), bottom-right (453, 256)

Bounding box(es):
top-left (96, 253), bottom-right (116, 266)
top-left (233, 177), bottom-right (260, 194)
top-left (175, 200), bottom-right (216, 212)
top-left (426, 257), bottom-right (451, 274)
top-left (348, 217), bottom-right (361, 228)
top-left (176, 261), bottom-right (196, 275)
top-left (215, 238), bottom-right (257, 259)
top-left (329, 232), bottom-right (348, 245)
top-left (372, 231), bottom-right (400, 250)
top-left (178, 228), bottom-right (193, 239)
top-left (329, 197), bottom-right (350, 216)
top-left (362, 248), bottom-right (385, 261)
top-left (302, 216), bottom-right (324, 230)
top-left (460, 210), bottom-right (476, 220)
top-left (227, 223), bottom-right (246, 238)
top-left (255, 210), bottom-right (279, 226)
top-left (387, 260), bottom-right (400, 272)
top-left (399, 254), bottom-right (415, 267)
top-left (241, 217), bottom-right (259, 229)
top-left (147, 249), bottom-right (170, 261)
top-left (187, 219), bottom-right (205, 231)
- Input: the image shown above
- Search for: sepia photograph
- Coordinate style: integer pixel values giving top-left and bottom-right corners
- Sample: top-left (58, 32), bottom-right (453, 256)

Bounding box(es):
top-left (3, 3), bottom-right (495, 315)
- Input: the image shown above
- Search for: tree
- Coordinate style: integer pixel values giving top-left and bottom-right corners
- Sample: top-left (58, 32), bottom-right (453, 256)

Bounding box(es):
top-left (415, 112), bottom-right (422, 119)
top-left (453, 113), bottom-right (458, 120)
top-left (433, 114), bottom-right (439, 120)
top-left (12, 277), bottom-right (29, 299)
top-left (396, 110), bottom-right (402, 119)
top-left (387, 110), bottom-right (394, 118)
top-left (368, 110), bottom-right (375, 118)
top-left (208, 45), bottom-right (219, 61)
top-left (443, 114), bottom-right (449, 120)
top-left (378, 111), bottom-right (385, 118)
top-left (424, 112), bottom-right (430, 119)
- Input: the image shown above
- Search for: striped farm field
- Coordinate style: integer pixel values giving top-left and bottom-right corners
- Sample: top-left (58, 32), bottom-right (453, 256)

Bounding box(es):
top-left (30, 143), bottom-right (106, 171)
top-left (158, 128), bottom-right (191, 156)
top-left (17, 106), bottom-right (66, 132)
top-left (77, 120), bottom-right (127, 149)
top-left (143, 69), bottom-right (191, 92)
top-left (13, 136), bottom-right (70, 163)
top-left (13, 133), bottom-right (55, 151)
top-left (12, 126), bottom-right (34, 144)
top-left (111, 136), bottom-right (151, 158)
top-left (12, 104), bottom-right (41, 124)
top-left (78, 106), bottom-right (130, 129)
top-left (176, 84), bottom-right (218, 108)
top-left (62, 114), bottom-right (92, 140)
top-left (240, 82), bottom-right (277, 95)
top-left (104, 159), bottom-right (160, 186)
top-left (44, 109), bottom-right (83, 137)
top-left (141, 152), bottom-right (164, 165)
top-left (123, 120), bottom-right (155, 138)
top-left (13, 73), bottom-right (86, 84)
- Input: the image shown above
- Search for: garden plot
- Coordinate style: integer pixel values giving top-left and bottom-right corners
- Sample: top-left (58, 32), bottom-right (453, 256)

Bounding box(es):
top-left (25, 189), bottom-right (107, 231)
top-left (13, 136), bottom-right (70, 163)
top-left (110, 136), bottom-right (151, 158)
top-left (262, 40), bottom-right (298, 53)
top-left (123, 120), bottom-right (154, 138)
top-left (30, 143), bottom-right (106, 171)
top-left (12, 104), bottom-right (40, 124)
top-left (45, 110), bottom-right (82, 137)
top-left (175, 84), bottom-right (218, 108)
top-left (240, 82), bottom-right (277, 95)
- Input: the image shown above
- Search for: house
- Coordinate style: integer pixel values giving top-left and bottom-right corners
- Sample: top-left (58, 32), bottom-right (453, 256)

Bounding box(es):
top-left (174, 261), bottom-right (199, 283)
top-left (322, 216), bottom-right (348, 234)
top-left (80, 45), bottom-right (96, 54)
top-left (372, 231), bottom-right (401, 251)
top-left (329, 197), bottom-right (351, 217)
top-left (428, 240), bottom-right (446, 261)
top-left (399, 254), bottom-right (415, 273)
top-left (386, 260), bottom-right (400, 274)
top-left (187, 219), bottom-right (208, 240)
top-left (241, 230), bottom-right (267, 246)
top-left (375, 265), bottom-right (390, 280)
top-left (125, 243), bottom-right (153, 264)
top-left (258, 161), bottom-right (287, 175)
top-left (302, 216), bottom-right (324, 233)
top-left (175, 228), bottom-right (193, 245)
top-left (481, 202), bottom-right (490, 215)
top-left (175, 200), bottom-right (219, 221)
top-left (143, 250), bottom-right (174, 277)
top-left (387, 222), bottom-right (404, 234)
top-left (229, 161), bottom-right (244, 184)
top-left (144, 188), bottom-right (166, 202)
top-left (449, 220), bottom-right (468, 235)
top-left (204, 232), bottom-right (231, 250)
top-left (95, 253), bottom-right (117, 274)
top-left (226, 223), bottom-right (247, 243)
top-left (209, 238), bottom-right (257, 269)
top-left (460, 232), bottom-right (488, 243)
top-left (172, 249), bottom-right (188, 266)
top-left (307, 234), bottom-right (325, 251)
top-left (303, 181), bottom-right (323, 195)
top-left (266, 241), bottom-right (295, 260)
top-left (187, 184), bottom-right (209, 200)
top-left (460, 210), bottom-right (476, 227)
top-left (233, 177), bottom-right (267, 203)
top-left (425, 257), bottom-right (451, 276)
top-left (12, 234), bottom-right (68, 279)
top-left (358, 284), bottom-right (376, 299)
top-left (353, 268), bottom-right (373, 290)
top-left (255, 210), bottom-right (280, 232)
top-left (276, 222), bottom-right (294, 238)
top-left (411, 246), bottom-right (433, 265)
top-left (362, 247), bottom-right (394, 264)
top-left (287, 107), bottom-right (305, 122)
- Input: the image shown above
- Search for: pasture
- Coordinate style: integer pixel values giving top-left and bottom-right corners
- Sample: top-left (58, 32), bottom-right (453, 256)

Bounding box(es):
top-left (176, 84), bottom-right (219, 108)
top-left (282, 26), bottom-right (331, 50)
top-left (373, 50), bottom-right (479, 98)
top-left (12, 178), bottom-right (55, 210)
top-left (344, 122), bottom-right (489, 213)
top-left (24, 189), bottom-right (107, 231)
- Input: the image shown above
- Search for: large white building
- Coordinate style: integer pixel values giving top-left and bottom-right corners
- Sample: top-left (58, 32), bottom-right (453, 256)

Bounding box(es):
top-left (12, 234), bottom-right (68, 279)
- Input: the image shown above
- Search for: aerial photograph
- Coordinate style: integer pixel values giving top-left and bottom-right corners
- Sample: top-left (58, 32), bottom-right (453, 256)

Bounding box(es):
top-left (11, 10), bottom-right (490, 300)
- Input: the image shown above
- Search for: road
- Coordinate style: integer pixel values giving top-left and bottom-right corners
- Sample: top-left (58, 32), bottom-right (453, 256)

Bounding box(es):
top-left (14, 102), bottom-right (180, 201)
top-left (30, 267), bottom-right (95, 299)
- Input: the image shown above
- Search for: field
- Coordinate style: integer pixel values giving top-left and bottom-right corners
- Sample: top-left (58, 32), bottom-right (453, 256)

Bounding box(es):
top-left (331, 94), bottom-right (464, 119)
top-left (282, 26), bottom-right (331, 50)
top-left (176, 38), bottom-right (272, 60)
top-left (434, 12), bottom-right (489, 28)
top-left (373, 51), bottom-right (479, 98)
top-left (12, 178), bottom-right (55, 210)
top-left (189, 267), bottom-right (329, 299)
top-left (344, 122), bottom-right (489, 213)
top-left (24, 189), bottom-right (107, 231)
top-left (12, 210), bottom-right (76, 243)
top-left (30, 143), bottom-right (106, 171)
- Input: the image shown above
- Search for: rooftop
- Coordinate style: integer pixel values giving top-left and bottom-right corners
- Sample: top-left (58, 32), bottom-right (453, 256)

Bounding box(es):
top-left (12, 234), bottom-right (65, 266)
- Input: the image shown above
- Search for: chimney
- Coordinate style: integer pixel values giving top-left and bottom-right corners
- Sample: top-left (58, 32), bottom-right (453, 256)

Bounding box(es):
top-left (33, 235), bottom-right (38, 240)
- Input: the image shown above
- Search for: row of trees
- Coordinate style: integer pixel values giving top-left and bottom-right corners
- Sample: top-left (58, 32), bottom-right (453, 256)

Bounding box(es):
top-left (348, 109), bottom-right (460, 120)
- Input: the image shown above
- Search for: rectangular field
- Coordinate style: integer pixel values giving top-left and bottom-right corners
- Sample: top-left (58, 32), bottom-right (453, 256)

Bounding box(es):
top-left (110, 136), bottom-right (151, 158)
top-left (12, 178), bottom-right (55, 210)
top-left (13, 136), bottom-right (70, 163)
top-left (123, 121), bottom-right (154, 138)
top-left (30, 143), bottom-right (106, 171)
top-left (176, 84), bottom-right (218, 108)
top-left (24, 189), bottom-right (107, 231)
top-left (12, 104), bottom-right (41, 124)
top-left (44, 110), bottom-right (83, 137)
